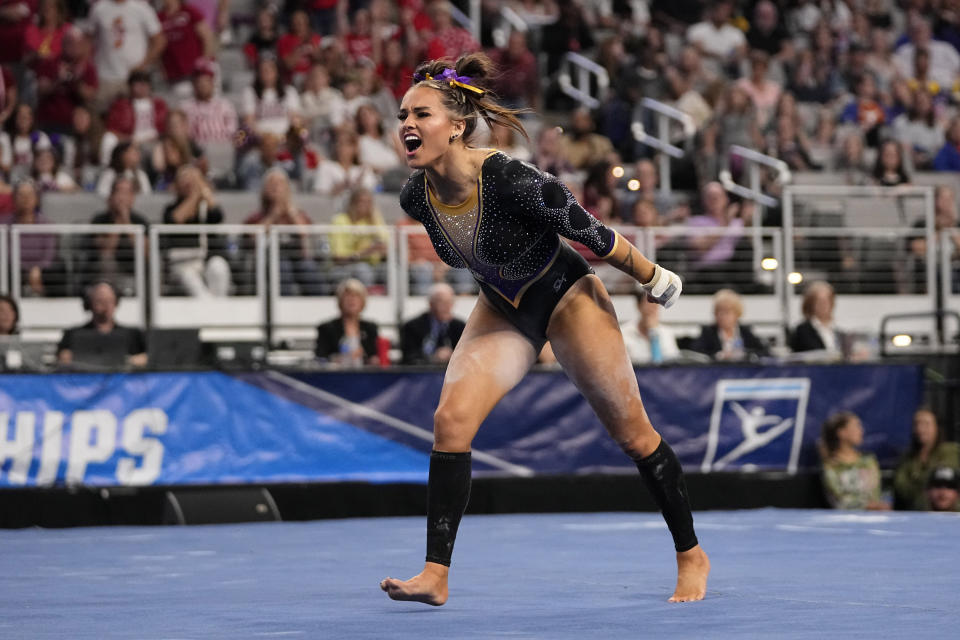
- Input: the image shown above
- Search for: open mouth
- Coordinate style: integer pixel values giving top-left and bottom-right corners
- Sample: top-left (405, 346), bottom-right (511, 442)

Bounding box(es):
top-left (404, 134), bottom-right (422, 153)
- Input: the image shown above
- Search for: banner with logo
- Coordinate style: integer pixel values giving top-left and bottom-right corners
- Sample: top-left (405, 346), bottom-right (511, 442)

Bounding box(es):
top-left (0, 364), bottom-right (923, 487)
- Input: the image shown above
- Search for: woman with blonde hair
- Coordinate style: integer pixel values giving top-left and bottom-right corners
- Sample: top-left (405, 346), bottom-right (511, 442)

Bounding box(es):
top-left (690, 288), bottom-right (768, 361)
top-left (789, 280), bottom-right (843, 356)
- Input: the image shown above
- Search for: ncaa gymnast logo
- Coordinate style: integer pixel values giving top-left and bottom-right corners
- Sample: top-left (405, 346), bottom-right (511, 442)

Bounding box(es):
top-left (700, 378), bottom-right (811, 473)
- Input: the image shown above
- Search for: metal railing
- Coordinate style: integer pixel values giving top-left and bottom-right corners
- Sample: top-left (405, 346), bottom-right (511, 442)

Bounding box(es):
top-left (631, 98), bottom-right (697, 194)
top-left (0, 225), bottom-right (6, 294)
top-left (557, 52), bottom-right (609, 109)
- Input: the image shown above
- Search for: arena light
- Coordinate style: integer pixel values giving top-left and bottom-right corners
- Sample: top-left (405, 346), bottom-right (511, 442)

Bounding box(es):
top-left (891, 334), bottom-right (912, 348)
top-left (627, 179), bottom-right (640, 191)
top-left (612, 166), bottom-right (625, 178)
top-left (761, 258), bottom-right (778, 271)
top-left (787, 271), bottom-right (803, 285)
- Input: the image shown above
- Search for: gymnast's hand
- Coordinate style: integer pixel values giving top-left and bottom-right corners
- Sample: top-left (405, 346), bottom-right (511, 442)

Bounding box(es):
top-left (642, 264), bottom-right (682, 309)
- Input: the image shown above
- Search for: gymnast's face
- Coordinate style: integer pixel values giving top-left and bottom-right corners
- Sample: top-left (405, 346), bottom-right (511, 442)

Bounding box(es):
top-left (398, 86), bottom-right (463, 170)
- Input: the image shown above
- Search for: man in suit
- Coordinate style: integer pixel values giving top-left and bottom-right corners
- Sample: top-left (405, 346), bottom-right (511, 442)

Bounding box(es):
top-left (400, 283), bottom-right (465, 365)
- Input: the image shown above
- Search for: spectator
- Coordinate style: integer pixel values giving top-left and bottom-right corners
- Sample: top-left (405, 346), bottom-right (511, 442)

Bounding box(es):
top-left (488, 120), bottom-right (531, 162)
top-left (237, 131), bottom-right (290, 191)
top-left (329, 187), bottom-right (388, 287)
top-left (312, 128), bottom-right (377, 197)
top-left (0, 0), bottom-right (34, 66)
top-left (57, 281), bottom-right (146, 368)
top-left (893, 409), bottom-right (960, 510)
top-left (0, 103), bottom-right (52, 182)
top-left (277, 9), bottom-right (322, 86)
top-left (789, 280), bottom-right (845, 358)
top-left (872, 139), bottom-right (910, 187)
top-left (839, 73), bottom-right (885, 146)
top-left (424, 0), bottom-right (479, 61)
top-left (907, 185), bottom-right (960, 293)
top-left (87, 0), bottom-right (165, 109)
top-left (85, 175), bottom-right (149, 293)
top-left (315, 277), bottom-right (380, 367)
top-left (0, 63), bottom-right (16, 129)
top-left (181, 58), bottom-right (238, 145)
top-left (34, 26), bottom-right (97, 134)
top-left (0, 180), bottom-right (58, 296)
top-left (769, 113), bottom-right (818, 171)
top-left (560, 107), bottom-right (614, 171)
top-left (150, 109), bottom-right (205, 190)
top-left (102, 70), bottom-right (169, 165)
top-left (376, 38), bottom-right (414, 103)
top-left (924, 467), bottom-right (960, 512)
top-left (398, 215), bottom-right (475, 295)
top-left (487, 29), bottom-right (539, 110)
top-left (893, 16), bottom-right (960, 90)
top-left (532, 125), bottom-right (572, 179)
top-left (32, 147), bottom-right (77, 192)
top-left (300, 62), bottom-right (347, 136)
top-left (241, 54), bottom-right (302, 137)
top-left (400, 282), bottom-right (464, 365)
top-left (745, 0), bottom-right (789, 58)
top-left (243, 7), bottom-right (278, 69)
top-left (24, 0), bottom-right (69, 68)
top-left (685, 182), bottom-right (751, 291)
top-left (245, 168), bottom-right (324, 296)
top-left (834, 130), bottom-right (871, 186)
top-left (342, 7), bottom-right (375, 65)
top-left (355, 103), bottom-right (402, 174)
top-left (161, 165), bottom-right (231, 297)
top-left (932, 116), bottom-right (960, 172)
top-left (540, 0), bottom-right (593, 75)
top-left (690, 288), bottom-right (768, 361)
top-left (820, 411), bottom-right (889, 510)
top-left (735, 50), bottom-right (781, 129)
top-left (158, 0), bottom-right (214, 93)
top-left (893, 89), bottom-right (944, 170)
top-left (581, 161), bottom-right (617, 223)
top-left (786, 47), bottom-right (839, 104)
top-left (712, 83), bottom-right (764, 157)
top-left (59, 105), bottom-right (100, 189)
top-left (685, 1), bottom-right (746, 72)
top-left (622, 291), bottom-right (680, 365)
top-left (355, 60), bottom-right (399, 124)
top-left (96, 141), bottom-right (152, 198)
top-left (865, 26), bottom-right (896, 93)
top-left (0, 294), bottom-right (18, 335)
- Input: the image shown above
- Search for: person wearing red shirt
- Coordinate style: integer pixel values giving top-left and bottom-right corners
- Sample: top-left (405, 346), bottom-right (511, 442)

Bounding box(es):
top-left (343, 7), bottom-right (375, 64)
top-left (377, 38), bottom-right (413, 102)
top-left (487, 30), bottom-right (539, 110)
top-left (0, 0), bottom-right (35, 64)
top-left (424, 1), bottom-right (479, 61)
top-left (276, 9), bottom-right (322, 86)
top-left (35, 26), bottom-right (97, 133)
top-left (24, 0), bottom-right (69, 68)
top-left (103, 70), bottom-right (168, 164)
top-left (158, 0), bottom-right (214, 87)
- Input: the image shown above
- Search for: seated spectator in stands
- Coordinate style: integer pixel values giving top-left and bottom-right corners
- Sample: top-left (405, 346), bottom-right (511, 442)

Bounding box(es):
top-left (400, 282), bottom-right (465, 365)
top-left (237, 131), bottom-right (292, 191)
top-left (712, 83), bottom-right (764, 156)
top-left (162, 165), bottom-right (231, 297)
top-left (686, 182), bottom-right (751, 290)
top-left (932, 116), bottom-right (960, 172)
top-left (786, 47), bottom-right (839, 105)
top-left (150, 109), bottom-right (205, 190)
top-left (893, 16), bottom-right (960, 90)
top-left (181, 58), bottom-right (238, 147)
top-left (835, 130), bottom-right (872, 186)
top-left (581, 161), bottom-right (618, 223)
top-left (355, 103), bottom-right (402, 174)
top-left (243, 7), bottom-right (278, 69)
top-left (534, 125), bottom-right (572, 178)
top-left (241, 54), bottom-right (302, 137)
top-left (102, 70), bottom-right (169, 166)
top-left (622, 291), bottom-right (680, 365)
top-left (839, 73), bottom-right (885, 146)
top-left (398, 215), bottom-right (475, 295)
top-left (746, 0), bottom-right (790, 58)
top-left (560, 108), bottom-right (614, 171)
top-left (342, 6), bottom-right (375, 65)
top-left (59, 105), bottom-right (100, 190)
top-left (0, 180), bottom-right (61, 296)
top-left (789, 280), bottom-right (845, 358)
top-left (686, 0), bottom-right (746, 74)
top-left (32, 147), bottom-right (76, 192)
top-left (820, 411), bottom-right (889, 510)
top-left (924, 467), bottom-right (960, 512)
top-left (300, 63), bottom-right (346, 136)
top-left (356, 62), bottom-right (398, 125)
top-left (736, 50), bottom-right (781, 129)
top-left (25, 0), bottom-right (69, 67)
top-left (315, 278), bottom-right (380, 367)
top-left (377, 38), bottom-right (414, 104)
top-left (158, 0), bottom-right (214, 93)
top-left (313, 128), bottom-right (378, 197)
top-left (34, 26), bottom-right (96, 135)
top-left (85, 176), bottom-right (149, 294)
top-left (97, 142), bottom-right (152, 198)
top-left (57, 281), bottom-right (147, 369)
top-left (87, 0), bottom-right (165, 110)
top-left (487, 29), bottom-right (538, 110)
top-left (425, 0), bottom-right (480, 61)
top-left (329, 187), bottom-right (388, 287)
top-left (893, 409), bottom-right (960, 510)
top-left (872, 139), bottom-right (911, 187)
top-left (629, 159), bottom-right (682, 221)
top-left (540, 0), bottom-right (593, 75)
top-left (691, 288), bottom-right (768, 361)
top-left (0, 294), bottom-right (18, 335)
top-left (906, 185), bottom-right (960, 292)
top-left (245, 168), bottom-right (324, 296)
top-left (277, 9), bottom-right (322, 87)
top-left (1, 103), bottom-right (52, 182)
top-left (893, 89), bottom-right (943, 171)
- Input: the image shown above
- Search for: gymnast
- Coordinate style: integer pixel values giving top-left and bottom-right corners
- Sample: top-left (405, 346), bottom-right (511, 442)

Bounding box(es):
top-left (380, 53), bottom-right (710, 605)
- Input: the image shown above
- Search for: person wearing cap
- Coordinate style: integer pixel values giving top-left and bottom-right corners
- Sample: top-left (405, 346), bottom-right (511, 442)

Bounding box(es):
top-left (181, 58), bottom-right (237, 145)
top-left (925, 467), bottom-right (960, 512)
top-left (894, 409), bottom-right (960, 510)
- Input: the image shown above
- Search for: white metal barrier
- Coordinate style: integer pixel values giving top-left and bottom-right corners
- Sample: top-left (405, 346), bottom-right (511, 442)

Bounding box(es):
top-left (0, 225), bottom-right (6, 294)
top-left (557, 52), bottom-right (609, 109)
top-left (631, 98), bottom-right (697, 195)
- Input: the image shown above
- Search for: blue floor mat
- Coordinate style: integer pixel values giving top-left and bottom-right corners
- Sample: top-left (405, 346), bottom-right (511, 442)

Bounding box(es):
top-left (1, 508), bottom-right (957, 639)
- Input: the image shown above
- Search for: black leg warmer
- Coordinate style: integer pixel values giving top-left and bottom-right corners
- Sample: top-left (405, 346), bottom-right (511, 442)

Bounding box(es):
top-left (425, 450), bottom-right (472, 567)
top-left (634, 439), bottom-right (699, 552)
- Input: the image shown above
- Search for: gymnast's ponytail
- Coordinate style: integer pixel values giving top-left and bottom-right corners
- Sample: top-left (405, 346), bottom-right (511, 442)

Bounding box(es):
top-left (412, 53), bottom-right (529, 144)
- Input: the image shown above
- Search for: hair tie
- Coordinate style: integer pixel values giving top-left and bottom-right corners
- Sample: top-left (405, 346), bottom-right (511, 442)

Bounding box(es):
top-left (414, 68), bottom-right (486, 97)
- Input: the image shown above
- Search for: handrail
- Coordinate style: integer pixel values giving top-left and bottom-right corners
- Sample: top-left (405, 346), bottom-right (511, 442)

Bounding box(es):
top-left (500, 5), bottom-right (528, 32)
top-left (451, 0), bottom-right (481, 45)
top-left (631, 98), bottom-right (697, 194)
top-left (0, 226), bottom-right (6, 295)
top-left (557, 51), bottom-right (609, 109)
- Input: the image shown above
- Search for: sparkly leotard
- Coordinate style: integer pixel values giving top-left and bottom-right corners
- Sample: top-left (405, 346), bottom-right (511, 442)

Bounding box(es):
top-left (399, 151), bottom-right (618, 308)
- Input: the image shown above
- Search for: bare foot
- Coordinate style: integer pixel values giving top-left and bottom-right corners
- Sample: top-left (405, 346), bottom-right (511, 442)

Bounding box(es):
top-left (668, 545), bottom-right (710, 602)
top-left (380, 562), bottom-right (449, 606)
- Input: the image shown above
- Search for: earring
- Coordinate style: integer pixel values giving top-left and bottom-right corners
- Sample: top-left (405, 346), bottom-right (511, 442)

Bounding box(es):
top-left (449, 133), bottom-right (460, 143)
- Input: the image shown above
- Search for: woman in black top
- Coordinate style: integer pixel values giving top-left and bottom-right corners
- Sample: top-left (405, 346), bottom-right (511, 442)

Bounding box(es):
top-left (380, 53), bottom-right (708, 605)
